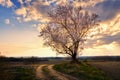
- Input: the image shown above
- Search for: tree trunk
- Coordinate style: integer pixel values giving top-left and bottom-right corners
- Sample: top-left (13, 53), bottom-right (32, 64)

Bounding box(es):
top-left (71, 41), bottom-right (80, 64)
top-left (71, 52), bottom-right (79, 64)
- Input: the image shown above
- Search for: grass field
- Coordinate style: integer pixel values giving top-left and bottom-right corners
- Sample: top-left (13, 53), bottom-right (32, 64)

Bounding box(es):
top-left (88, 61), bottom-right (120, 80)
top-left (54, 62), bottom-right (112, 80)
top-left (0, 62), bottom-right (38, 80)
top-left (0, 60), bottom-right (120, 80)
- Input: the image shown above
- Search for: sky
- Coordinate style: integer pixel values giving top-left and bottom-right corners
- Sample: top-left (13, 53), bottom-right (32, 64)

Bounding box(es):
top-left (0, 0), bottom-right (120, 57)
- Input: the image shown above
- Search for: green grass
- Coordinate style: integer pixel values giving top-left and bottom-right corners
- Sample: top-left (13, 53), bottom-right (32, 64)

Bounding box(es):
top-left (42, 66), bottom-right (57, 80)
top-left (53, 62), bottom-right (113, 80)
top-left (0, 62), bottom-right (37, 80)
top-left (0, 67), bottom-right (37, 80)
top-left (13, 67), bottom-right (37, 80)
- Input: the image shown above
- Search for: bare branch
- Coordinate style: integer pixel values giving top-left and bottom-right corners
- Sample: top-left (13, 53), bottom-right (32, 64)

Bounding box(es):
top-left (39, 4), bottom-right (100, 61)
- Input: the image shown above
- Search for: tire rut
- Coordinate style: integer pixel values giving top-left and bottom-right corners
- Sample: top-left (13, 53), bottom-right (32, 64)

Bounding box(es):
top-left (47, 65), bottom-right (78, 80)
top-left (36, 64), bottom-right (47, 80)
top-left (36, 64), bottom-right (79, 80)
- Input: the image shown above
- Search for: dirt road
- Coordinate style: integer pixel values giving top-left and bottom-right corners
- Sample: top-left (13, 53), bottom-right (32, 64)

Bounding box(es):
top-left (36, 64), bottom-right (78, 80)
top-left (36, 64), bottom-right (47, 79)
top-left (36, 61), bottom-right (120, 80)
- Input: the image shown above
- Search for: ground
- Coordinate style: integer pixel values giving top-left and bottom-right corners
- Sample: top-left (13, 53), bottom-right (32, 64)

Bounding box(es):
top-left (0, 61), bottom-right (120, 80)
top-left (88, 61), bottom-right (120, 80)
top-left (35, 61), bottom-right (120, 80)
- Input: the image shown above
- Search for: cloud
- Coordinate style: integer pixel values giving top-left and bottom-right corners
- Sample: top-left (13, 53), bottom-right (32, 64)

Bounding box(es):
top-left (15, 0), bottom-right (51, 23)
top-left (15, 6), bottom-right (43, 22)
top-left (37, 23), bottom-right (47, 32)
top-left (18, 0), bottom-right (23, 5)
top-left (14, 0), bottom-right (120, 49)
top-left (84, 10), bottom-right (120, 48)
top-left (5, 19), bottom-right (10, 24)
top-left (73, 0), bottom-right (104, 8)
top-left (1, 0), bottom-right (119, 23)
top-left (0, 0), bottom-right (14, 7)
top-left (98, 32), bottom-right (120, 46)
top-left (32, 24), bottom-right (37, 28)
top-left (83, 41), bottom-right (120, 56)
top-left (14, 0), bottom-right (120, 48)
top-left (14, 0), bottom-right (105, 22)
top-left (55, 0), bottom-right (68, 6)
top-left (24, 0), bottom-right (32, 3)
top-left (16, 17), bottom-right (22, 23)
top-left (14, 0), bottom-right (106, 23)
top-left (1, 0), bottom-right (120, 57)
top-left (15, 7), bottom-right (27, 17)
top-left (18, 0), bottom-right (32, 5)
top-left (93, 0), bottom-right (120, 20)
top-left (86, 29), bottom-right (120, 49)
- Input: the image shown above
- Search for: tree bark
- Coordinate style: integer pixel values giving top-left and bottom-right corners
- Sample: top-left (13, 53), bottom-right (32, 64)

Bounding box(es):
top-left (71, 52), bottom-right (79, 63)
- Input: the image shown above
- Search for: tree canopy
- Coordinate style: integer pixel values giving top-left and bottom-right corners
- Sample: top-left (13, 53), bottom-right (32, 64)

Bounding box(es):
top-left (39, 5), bottom-right (100, 62)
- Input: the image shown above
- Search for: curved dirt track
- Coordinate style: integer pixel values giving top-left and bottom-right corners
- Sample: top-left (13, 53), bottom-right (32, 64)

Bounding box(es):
top-left (36, 64), bottom-right (78, 80)
top-left (48, 65), bottom-right (78, 80)
top-left (36, 64), bottom-right (46, 79)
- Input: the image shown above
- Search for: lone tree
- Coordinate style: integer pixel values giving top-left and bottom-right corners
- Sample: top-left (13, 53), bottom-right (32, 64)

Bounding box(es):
top-left (39, 5), bottom-right (100, 63)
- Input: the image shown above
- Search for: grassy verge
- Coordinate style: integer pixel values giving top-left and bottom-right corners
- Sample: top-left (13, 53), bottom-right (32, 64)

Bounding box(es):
top-left (53, 62), bottom-right (113, 80)
top-left (13, 67), bottom-right (37, 80)
top-left (0, 62), bottom-right (37, 80)
top-left (42, 66), bottom-right (57, 80)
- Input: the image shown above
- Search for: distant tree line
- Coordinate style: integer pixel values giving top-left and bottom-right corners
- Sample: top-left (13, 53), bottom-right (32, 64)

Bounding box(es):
top-left (0, 56), bottom-right (48, 63)
top-left (0, 56), bottom-right (120, 63)
top-left (79, 56), bottom-right (120, 61)
top-left (0, 56), bottom-right (64, 63)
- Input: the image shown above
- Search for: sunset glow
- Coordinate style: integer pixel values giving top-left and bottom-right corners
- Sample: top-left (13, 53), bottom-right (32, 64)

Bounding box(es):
top-left (0, 0), bottom-right (120, 57)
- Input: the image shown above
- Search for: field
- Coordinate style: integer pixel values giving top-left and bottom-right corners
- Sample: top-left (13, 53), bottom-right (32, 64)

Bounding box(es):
top-left (0, 60), bottom-right (120, 80)
top-left (0, 62), bottom-right (39, 80)
top-left (88, 61), bottom-right (120, 80)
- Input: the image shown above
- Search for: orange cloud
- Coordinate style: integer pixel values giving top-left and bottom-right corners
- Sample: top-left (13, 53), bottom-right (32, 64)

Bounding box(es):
top-left (0, 0), bottom-right (14, 7)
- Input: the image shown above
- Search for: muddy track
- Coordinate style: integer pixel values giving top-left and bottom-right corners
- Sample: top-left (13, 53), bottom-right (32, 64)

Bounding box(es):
top-left (36, 64), bottom-right (78, 80)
